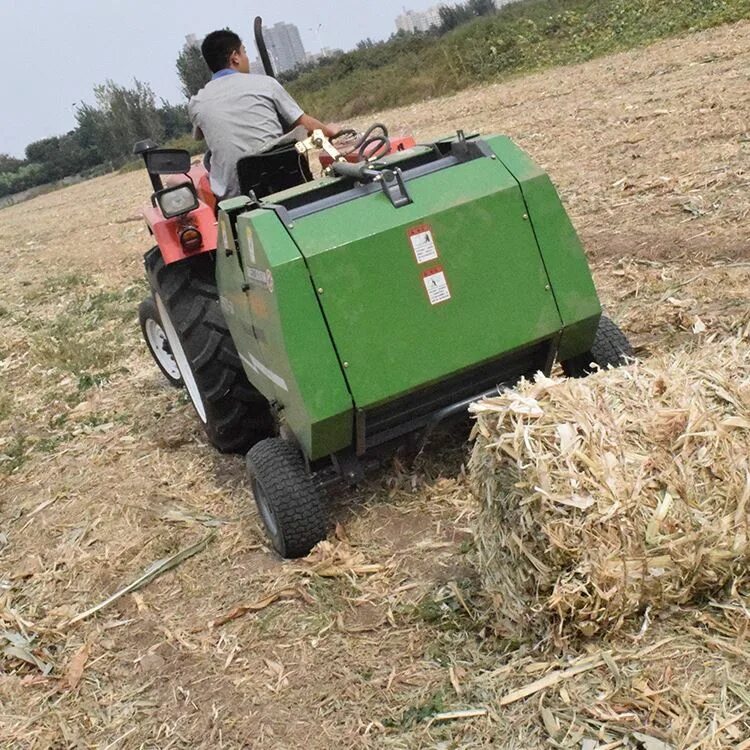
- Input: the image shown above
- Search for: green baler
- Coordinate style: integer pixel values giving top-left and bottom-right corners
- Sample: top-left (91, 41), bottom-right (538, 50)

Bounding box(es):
top-left (218, 135), bottom-right (602, 460)
top-left (138, 131), bottom-right (631, 558)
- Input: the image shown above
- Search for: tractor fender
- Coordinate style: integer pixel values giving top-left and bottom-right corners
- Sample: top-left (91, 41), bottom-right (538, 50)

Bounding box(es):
top-left (164, 163), bottom-right (217, 214)
top-left (142, 201), bottom-right (218, 265)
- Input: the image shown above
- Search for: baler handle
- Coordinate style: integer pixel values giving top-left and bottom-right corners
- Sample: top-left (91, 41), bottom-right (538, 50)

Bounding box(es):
top-left (330, 161), bottom-right (380, 182)
top-left (331, 161), bottom-right (412, 208)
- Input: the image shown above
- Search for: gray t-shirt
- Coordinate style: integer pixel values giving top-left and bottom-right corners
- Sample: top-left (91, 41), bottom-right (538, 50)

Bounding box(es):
top-left (188, 73), bottom-right (304, 199)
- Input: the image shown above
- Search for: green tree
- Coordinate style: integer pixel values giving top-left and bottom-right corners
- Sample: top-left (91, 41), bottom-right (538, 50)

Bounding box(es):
top-left (0, 154), bottom-right (25, 174)
top-left (159, 99), bottom-right (191, 140)
top-left (90, 79), bottom-right (165, 164)
top-left (468, 0), bottom-right (497, 18)
top-left (0, 163), bottom-right (45, 198)
top-left (74, 103), bottom-right (108, 166)
top-left (24, 132), bottom-right (94, 181)
top-left (439, 4), bottom-right (474, 32)
top-left (439, 0), bottom-right (495, 32)
top-left (176, 42), bottom-right (211, 99)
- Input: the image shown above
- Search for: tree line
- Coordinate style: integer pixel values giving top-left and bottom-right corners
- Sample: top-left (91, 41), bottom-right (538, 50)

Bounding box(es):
top-left (0, 0), bottom-right (502, 199)
top-left (0, 81), bottom-right (196, 199)
top-left (0, 43), bottom-right (216, 200)
top-left (278, 0), bottom-right (498, 84)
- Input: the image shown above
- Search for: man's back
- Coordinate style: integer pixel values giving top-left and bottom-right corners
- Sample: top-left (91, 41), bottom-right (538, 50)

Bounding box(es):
top-left (189, 73), bottom-right (303, 200)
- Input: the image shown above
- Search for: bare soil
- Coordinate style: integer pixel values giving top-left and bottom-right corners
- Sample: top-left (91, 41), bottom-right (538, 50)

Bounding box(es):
top-left (1, 20), bottom-right (749, 749)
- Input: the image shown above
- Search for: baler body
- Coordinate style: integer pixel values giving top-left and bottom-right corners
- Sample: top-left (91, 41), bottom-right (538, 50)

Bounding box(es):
top-left (216, 134), bottom-right (601, 461)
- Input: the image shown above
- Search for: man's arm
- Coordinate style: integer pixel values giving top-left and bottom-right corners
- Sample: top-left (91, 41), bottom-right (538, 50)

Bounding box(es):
top-left (293, 113), bottom-right (341, 139)
top-left (188, 98), bottom-right (205, 141)
top-left (269, 78), bottom-right (342, 139)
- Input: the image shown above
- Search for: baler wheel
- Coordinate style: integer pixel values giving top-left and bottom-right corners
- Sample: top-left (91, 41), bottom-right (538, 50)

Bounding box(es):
top-left (138, 297), bottom-right (183, 387)
top-left (144, 248), bottom-right (274, 453)
top-left (246, 438), bottom-right (327, 559)
top-left (561, 314), bottom-right (633, 377)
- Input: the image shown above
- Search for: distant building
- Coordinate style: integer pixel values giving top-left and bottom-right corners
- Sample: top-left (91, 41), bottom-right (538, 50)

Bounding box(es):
top-left (260, 22), bottom-right (307, 74)
top-left (395, 0), bottom-right (512, 34)
top-left (306, 47), bottom-right (344, 65)
top-left (395, 5), bottom-right (443, 34)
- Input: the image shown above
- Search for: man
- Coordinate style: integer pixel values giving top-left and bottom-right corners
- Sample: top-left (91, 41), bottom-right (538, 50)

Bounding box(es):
top-left (189, 29), bottom-right (340, 200)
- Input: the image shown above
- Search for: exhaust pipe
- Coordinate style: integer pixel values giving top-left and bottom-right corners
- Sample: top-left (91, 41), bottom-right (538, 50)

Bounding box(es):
top-left (254, 16), bottom-right (276, 78)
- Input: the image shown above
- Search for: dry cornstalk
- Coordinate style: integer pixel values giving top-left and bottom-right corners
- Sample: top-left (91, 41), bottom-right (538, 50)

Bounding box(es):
top-left (470, 336), bottom-right (750, 639)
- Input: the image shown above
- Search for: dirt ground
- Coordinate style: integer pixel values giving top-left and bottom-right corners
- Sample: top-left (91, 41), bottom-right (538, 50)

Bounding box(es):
top-left (1, 20), bottom-right (749, 750)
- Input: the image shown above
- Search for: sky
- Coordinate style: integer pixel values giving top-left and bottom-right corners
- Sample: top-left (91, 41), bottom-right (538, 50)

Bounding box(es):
top-left (0, 0), bottom-right (440, 158)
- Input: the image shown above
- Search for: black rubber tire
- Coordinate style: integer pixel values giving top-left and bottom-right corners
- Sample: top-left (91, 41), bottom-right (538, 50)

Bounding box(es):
top-left (560, 315), bottom-right (635, 378)
top-left (246, 438), bottom-right (327, 559)
top-left (138, 297), bottom-right (183, 388)
top-left (561, 315), bottom-right (634, 377)
top-left (144, 247), bottom-right (274, 453)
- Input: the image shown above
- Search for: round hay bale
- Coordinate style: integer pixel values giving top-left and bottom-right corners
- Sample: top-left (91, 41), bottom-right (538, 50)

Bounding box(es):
top-left (470, 337), bottom-right (750, 641)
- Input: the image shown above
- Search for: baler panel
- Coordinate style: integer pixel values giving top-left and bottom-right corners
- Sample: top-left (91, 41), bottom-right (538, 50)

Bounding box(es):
top-left (216, 208), bottom-right (353, 460)
top-left (290, 158), bottom-right (564, 410)
top-left (485, 136), bottom-right (602, 359)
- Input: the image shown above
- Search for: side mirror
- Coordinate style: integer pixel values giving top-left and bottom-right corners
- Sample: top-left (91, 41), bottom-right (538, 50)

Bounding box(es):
top-left (145, 149), bottom-right (192, 175)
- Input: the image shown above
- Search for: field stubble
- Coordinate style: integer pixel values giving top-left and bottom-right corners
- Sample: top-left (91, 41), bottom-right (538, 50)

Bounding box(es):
top-left (0, 21), bottom-right (749, 749)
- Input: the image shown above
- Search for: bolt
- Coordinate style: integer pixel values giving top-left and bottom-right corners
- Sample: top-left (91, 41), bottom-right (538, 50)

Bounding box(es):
top-left (343, 362), bottom-right (350, 368)
top-left (289, 222), bottom-right (295, 228)
top-left (490, 154), bottom-right (497, 160)
top-left (318, 287), bottom-right (324, 294)
top-left (523, 213), bottom-right (529, 220)
top-left (545, 285), bottom-right (551, 291)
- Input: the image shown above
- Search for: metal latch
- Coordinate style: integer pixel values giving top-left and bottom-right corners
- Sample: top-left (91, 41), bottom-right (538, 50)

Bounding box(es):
top-left (377, 167), bottom-right (411, 208)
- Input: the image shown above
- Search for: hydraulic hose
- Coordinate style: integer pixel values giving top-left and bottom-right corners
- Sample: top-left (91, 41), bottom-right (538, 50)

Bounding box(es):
top-left (335, 123), bottom-right (391, 162)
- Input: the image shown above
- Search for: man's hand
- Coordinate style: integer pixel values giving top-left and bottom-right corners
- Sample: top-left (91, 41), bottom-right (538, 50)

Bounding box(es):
top-left (295, 114), bottom-right (347, 140)
top-left (325, 123), bottom-right (345, 138)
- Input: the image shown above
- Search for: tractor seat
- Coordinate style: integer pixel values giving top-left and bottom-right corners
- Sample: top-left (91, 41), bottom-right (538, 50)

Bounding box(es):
top-left (236, 126), bottom-right (312, 200)
top-left (237, 143), bottom-right (312, 200)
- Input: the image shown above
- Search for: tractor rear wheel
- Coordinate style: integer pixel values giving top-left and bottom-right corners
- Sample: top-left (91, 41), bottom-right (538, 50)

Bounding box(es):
top-left (246, 438), bottom-right (327, 559)
top-left (561, 314), bottom-right (633, 377)
top-left (138, 297), bottom-right (183, 387)
top-left (144, 248), bottom-right (274, 453)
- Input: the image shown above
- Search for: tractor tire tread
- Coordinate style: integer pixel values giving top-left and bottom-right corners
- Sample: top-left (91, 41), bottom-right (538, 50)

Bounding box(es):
top-left (144, 249), bottom-right (273, 453)
top-left (246, 439), bottom-right (327, 559)
top-left (561, 315), bottom-right (633, 377)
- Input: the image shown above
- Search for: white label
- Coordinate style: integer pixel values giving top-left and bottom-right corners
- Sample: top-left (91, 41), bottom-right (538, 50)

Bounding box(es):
top-left (246, 266), bottom-right (273, 293)
top-left (245, 226), bottom-right (256, 263)
top-left (240, 352), bottom-right (288, 391)
top-left (217, 218), bottom-right (228, 253)
top-left (219, 295), bottom-right (235, 317)
top-left (423, 268), bottom-right (451, 305)
top-left (409, 227), bottom-right (438, 264)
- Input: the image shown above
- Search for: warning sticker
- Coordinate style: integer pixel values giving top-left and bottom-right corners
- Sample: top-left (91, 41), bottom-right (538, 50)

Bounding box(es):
top-left (422, 266), bottom-right (451, 305)
top-left (408, 225), bottom-right (439, 264)
top-left (246, 266), bottom-right (274, 293)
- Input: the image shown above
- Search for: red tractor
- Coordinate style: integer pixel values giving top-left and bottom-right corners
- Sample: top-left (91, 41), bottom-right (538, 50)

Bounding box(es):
top-left (135, 20), bottom-right (416, 451)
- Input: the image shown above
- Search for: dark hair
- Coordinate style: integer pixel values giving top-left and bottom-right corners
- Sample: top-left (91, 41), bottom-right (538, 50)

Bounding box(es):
top-left (201, 29), bottom-right (242, 73)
